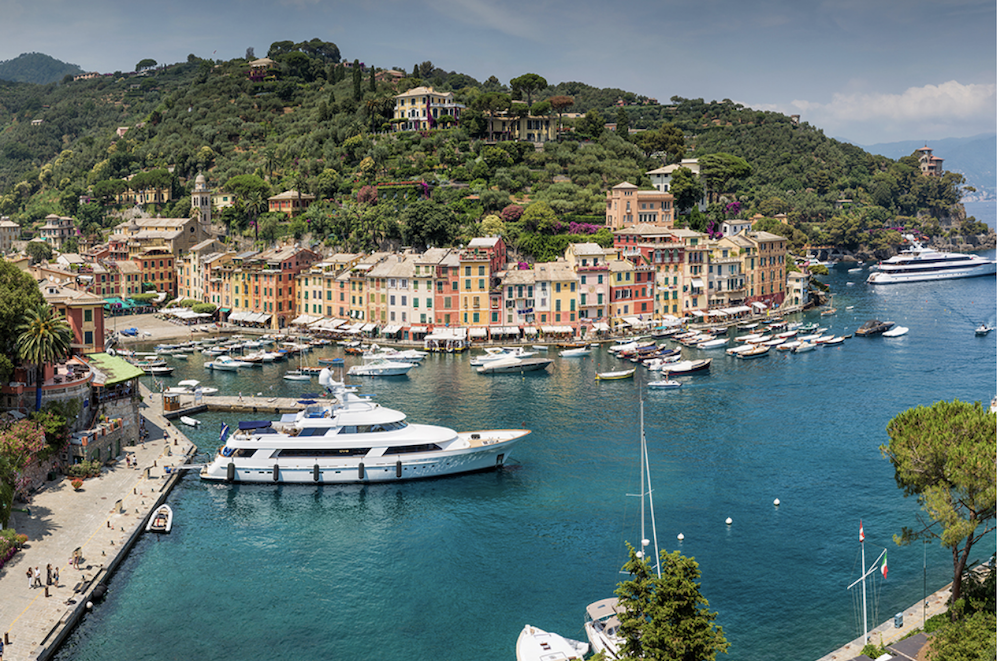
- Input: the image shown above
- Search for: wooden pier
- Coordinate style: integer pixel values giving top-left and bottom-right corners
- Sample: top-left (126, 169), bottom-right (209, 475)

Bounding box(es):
top-left (158, 394), bottom-right (312, 419)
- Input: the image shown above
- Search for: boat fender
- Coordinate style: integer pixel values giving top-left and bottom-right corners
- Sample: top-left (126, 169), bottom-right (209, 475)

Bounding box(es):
top-left (358, 462), bottom-right (365, 480)
top-left (396, 460), bottom-right (402, 478)
top-left (313, 464), bottom-right (320, 482)
top-left (226, 462), bottom-right (235, 482)
top-left (272, 464), bottom-right (279, 482)
top-left (92, 584), bottom-right (108, 601)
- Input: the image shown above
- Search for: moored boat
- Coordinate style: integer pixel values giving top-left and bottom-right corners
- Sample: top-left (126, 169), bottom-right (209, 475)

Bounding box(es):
top-left (735, 345), bottom-right (770, 359)
top-left (595, 368), bottom-right (636, 380)
top-left (477, 356), bottom-right (552, 374)
top-left (855, 319), bottom-right (894, 336)
top-left (179, 416), bottom-right (200, 427)
top-left (146, 504), bottom-right (173, 533)
top-left (663, 358), bottom-right (712, 374)
top-left (516, 625), bottom-right (588, 661)
top-left (200, 371), bottom-right (530, 484)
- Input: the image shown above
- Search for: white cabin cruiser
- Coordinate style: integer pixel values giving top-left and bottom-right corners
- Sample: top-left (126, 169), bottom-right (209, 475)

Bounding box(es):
top-left (200, 370), bottom-right (529, 484)
top-left (867, 243), bottom-right (996, 284)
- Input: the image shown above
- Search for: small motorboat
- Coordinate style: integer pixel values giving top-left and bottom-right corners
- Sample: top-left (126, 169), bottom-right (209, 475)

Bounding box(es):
top-left (820, 308), bottom-right (837, 316)
top-left (559, 346), bottom-right (592, 357)
top-left (595, 368), bottom-right (636, 380)
top-left (974, 324), bottom-right (993, 336)
top-left (735, 345), bottom-right (770, 359)
top-left (317, 358), bottom-right (345, 366)
top-left (818, 336), bottom-right (847, 346)
top-left (883, 326), bottom-right (909, 337)
top-left (179, 416), bottom-right (200, 427)
top-left (516, 624), bottom-right (588, 661)
top-left (856, 319), bottom-right (895, 336)
top-left (793, 342), bottom-right (816, 353)
top-left (648, 380), bottom-right (682, 389)
top-left (146, 504), bottom-right (173, 533)
top-left (664, 359), bottom-right (712, 374)
top-left (696, 338), bottom-right (728, 350)
top-left (477, 357), bottom-right (553, 375)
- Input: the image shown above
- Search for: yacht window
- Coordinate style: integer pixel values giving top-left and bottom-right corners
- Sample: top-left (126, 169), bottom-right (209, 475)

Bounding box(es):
top-left (338, 421), bottom-right (407, 433)
top-left (277, 448), bottom-right (370, 457)
top-left (298, 428), bottom-right (329, 437)
top-left (383, 443), bottom-right (442, 455)
top-left (234, 449), bottom-right (256, 458)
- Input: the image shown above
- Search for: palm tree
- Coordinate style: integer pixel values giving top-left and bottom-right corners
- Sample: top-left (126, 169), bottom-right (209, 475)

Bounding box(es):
top-left (17, 304), bottom-right (72, 411)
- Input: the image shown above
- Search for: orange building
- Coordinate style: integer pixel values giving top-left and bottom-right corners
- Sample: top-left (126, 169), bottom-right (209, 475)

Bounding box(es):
top-left (605, 182), bottom-right (674, 231)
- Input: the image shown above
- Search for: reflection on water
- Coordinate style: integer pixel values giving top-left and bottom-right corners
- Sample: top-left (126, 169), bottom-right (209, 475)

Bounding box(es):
top-left (57, 265), bottom-right (996, 661)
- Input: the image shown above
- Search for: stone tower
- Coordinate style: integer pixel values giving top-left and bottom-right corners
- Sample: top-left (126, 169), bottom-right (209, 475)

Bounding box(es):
top-left (191, 173), bottom-right (212, 226)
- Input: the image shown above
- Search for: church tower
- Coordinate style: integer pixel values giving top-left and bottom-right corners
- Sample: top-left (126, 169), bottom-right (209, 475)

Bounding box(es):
top-left (191, 173), bottom-right (212, 226)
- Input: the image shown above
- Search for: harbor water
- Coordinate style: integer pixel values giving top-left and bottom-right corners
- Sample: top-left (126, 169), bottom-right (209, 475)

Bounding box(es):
top-left (54, 258), bottom-right (996, 661)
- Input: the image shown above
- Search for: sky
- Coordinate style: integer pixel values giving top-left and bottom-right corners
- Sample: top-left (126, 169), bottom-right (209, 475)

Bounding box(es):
top-left (0, 0), bottom-right (995, 145)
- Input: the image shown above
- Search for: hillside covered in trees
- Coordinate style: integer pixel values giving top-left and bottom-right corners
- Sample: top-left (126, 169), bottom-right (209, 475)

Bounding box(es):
top-left (0, 52), bottom-right (83, 85)
top-left (0, 41), bottom-right (990, 261)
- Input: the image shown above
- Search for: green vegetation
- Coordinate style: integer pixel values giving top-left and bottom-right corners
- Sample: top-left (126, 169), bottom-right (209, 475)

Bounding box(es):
top-left (16, 304), bottom-right (72, 411)
top-left (0, 46), bottom-right (985, 262)
top-left (615, 544), bottom-right (729, 661)
top-left (0, 52), bottom-right (83, 84)
top-left (0, 419), bottom-right (47, 528)
top-left (881, 400), bottom-right (996, 610)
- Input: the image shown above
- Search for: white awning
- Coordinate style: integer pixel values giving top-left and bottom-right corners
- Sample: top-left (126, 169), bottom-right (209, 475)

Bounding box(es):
top-left (345, 322), bottom-right (364, 334)
top-left (752, 302), bottom-right (767, 309)
top-left (688, 310), bottom-right (705, 317)
top-left (706, 310), bottom-right (725, 317)
top-left (408, 326), bottom-right (428, 334)
top-left (541, 325), bottom-right (573, 334)
top-left (361, 323), bottom-right (377, 332)
top-left (469, 327), bottom-right (488, 338)
top-left (523, 327), bottom-right (538, 336)
top-left (622, 316), bottom-right (642, 326)
top-left (381, 325), bottom-right (402, 334)
top-left (291, 314), bottom-right (320, 326)
top-left (504, 326), bottom-right (521, 335)
top-left (731, 305), bottom-right (752, 313)
top-left (691, 278), bottom-right (704, 288)
top-left (489, 327), bottom-right (504, 335)
top-left (592, 322), bottom-right (610, 331)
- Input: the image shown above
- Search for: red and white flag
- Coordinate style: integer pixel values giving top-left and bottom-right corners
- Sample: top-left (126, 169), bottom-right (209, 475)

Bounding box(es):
top-left (859, 520), bottom-right (865, 543)
top-left (881, 554), bottom-right (888, 579)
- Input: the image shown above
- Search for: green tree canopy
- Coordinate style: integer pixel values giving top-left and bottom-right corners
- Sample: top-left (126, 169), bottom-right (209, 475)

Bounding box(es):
top-left (668, 167), bottom-right (703, 215)
top-left (881, 400), bottom-right (997, 610)
top-left (224, 174), bottom-right (271, 201)
top-left (26, 241), bottom-right (53, 264)
top-left (635, 122), bottom-right (685, 163)
top-left (616, 544), bottom-right (730, 661)
top-left (0, 260), bottom-right (42, 378)
top-left (509, 73), bottom-right (547, 106)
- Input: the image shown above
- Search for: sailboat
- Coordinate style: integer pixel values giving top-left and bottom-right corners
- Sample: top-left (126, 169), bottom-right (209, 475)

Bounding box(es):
top-left (583, 401), bottom-right (660, 659)
top-left (283, 350), bottom-right (312, 381)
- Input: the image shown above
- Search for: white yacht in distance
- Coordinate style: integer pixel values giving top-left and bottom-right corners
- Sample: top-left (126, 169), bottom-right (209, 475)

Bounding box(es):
top-left (200, 369), bottom-right (530, 484)
top-left (867, 242), bottom-right (996, 284)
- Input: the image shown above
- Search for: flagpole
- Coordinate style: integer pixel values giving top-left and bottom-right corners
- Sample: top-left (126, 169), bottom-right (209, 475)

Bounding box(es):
top-left (861, 527), bottom-right (867, 643)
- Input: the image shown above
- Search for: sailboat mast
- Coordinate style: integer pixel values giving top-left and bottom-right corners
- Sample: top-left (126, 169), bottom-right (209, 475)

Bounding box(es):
top-left (639, 400), bottom-right (661, 578)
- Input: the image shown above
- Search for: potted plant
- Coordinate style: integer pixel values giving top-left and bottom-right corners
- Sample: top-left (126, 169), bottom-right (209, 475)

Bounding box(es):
top-left (71, 479), bottom-right (83, 491)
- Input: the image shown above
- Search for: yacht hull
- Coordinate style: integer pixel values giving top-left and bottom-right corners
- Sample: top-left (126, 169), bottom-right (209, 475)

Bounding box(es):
top-left (200, 430), bottom-right (528, 484)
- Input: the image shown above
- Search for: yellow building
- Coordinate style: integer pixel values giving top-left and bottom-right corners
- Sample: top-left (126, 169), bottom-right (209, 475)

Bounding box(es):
top-left (393, 87), bottom-right (465, 131)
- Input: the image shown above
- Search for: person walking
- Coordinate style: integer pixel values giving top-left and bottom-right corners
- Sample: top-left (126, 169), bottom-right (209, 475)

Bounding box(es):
top-left (27, 567), bottom-right (33, 589)
top-left (46, 563), bottom-right (52, 586)
top-left (53, 565), bottom-right (60, 586)
top-left (33, 566), bottom-right (41, 588)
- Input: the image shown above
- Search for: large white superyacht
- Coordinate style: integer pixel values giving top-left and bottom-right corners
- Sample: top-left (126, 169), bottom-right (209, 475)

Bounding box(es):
top-left (867, 242), bottom-right (996, 284)
top-left (200, 369), bottom-right (529, 484)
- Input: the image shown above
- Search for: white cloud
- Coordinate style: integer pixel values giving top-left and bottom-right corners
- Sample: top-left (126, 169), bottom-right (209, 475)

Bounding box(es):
top-left (820, 81), bottom-right (996, 121)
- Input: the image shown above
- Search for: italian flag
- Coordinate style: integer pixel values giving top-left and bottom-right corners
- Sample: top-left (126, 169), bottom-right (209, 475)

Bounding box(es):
top-left (859, 519), bottom-right (865, 542)
top-left (881, 554), bottom-right (888, 579)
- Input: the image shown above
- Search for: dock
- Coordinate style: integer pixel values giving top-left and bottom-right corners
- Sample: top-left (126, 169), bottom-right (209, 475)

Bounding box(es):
top-left (157, 393), bottom-right (316, 420)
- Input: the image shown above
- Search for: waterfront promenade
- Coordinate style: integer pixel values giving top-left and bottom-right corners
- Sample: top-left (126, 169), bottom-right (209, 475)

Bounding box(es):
top-left (0, 385), bottom-right (195, 661)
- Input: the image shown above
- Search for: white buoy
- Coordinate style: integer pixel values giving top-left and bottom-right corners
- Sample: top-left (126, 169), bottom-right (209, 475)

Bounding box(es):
top-left (726, 517), bottom-right (733, 525)
top-left (677, 533), bottom-right (684, 541)
top-left (86, 601), bottom-right (93, 610)
top-left (773, 498), bottom-right (781, 506)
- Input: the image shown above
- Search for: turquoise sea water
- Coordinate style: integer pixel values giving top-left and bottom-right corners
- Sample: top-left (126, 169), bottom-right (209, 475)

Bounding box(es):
top-left (55, 257), bottom-right (996, 661)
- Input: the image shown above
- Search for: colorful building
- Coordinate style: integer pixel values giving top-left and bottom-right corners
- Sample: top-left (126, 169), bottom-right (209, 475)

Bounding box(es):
top-left (605, 182), bottom-right (675, 231)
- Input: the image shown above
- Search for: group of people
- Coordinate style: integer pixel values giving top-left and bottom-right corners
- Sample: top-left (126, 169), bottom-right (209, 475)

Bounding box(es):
top-left (25, 563), bottom-right (59, 591)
